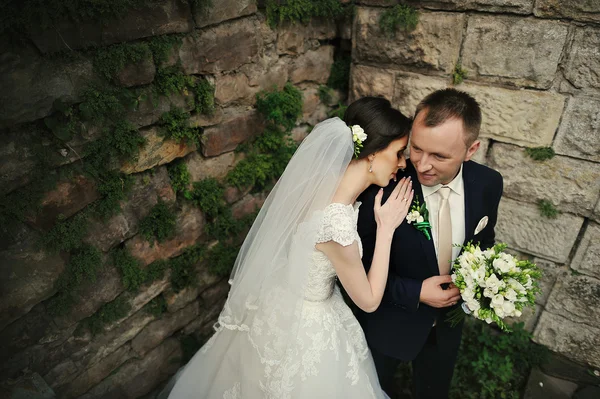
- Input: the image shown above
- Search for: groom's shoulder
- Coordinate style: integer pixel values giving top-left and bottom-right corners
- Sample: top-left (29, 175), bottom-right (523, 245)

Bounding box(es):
top-left (465, 160), bottom-right (502, 185)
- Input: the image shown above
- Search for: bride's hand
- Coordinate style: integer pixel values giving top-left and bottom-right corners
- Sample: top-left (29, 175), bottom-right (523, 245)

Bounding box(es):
top-left (374, 177), bottom-right (413, 234)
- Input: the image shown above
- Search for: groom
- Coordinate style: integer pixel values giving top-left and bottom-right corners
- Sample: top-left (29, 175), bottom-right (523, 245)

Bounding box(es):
top-left (357, 88), bottom-right (503, 398)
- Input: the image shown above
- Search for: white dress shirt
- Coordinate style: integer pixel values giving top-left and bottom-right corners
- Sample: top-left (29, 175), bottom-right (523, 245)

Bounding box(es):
top-left (421, 165), bottom-right (466, 264)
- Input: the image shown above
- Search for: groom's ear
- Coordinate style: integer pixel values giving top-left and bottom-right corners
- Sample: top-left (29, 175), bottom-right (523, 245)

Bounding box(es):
top-left (464, 140), bottom-right (481, 162)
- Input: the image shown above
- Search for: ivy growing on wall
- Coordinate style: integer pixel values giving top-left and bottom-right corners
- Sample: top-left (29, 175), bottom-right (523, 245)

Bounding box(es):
top-left (379, 4), bottom-right (419, 37)
top-left (265, 0), bottom-right (346, 28)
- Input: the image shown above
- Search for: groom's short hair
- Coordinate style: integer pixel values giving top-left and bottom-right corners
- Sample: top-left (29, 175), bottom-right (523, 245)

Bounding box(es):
top-left (414, 89), bottom-right (481, 146)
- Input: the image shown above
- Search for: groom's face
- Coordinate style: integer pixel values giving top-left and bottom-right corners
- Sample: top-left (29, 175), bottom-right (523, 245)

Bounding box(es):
top-left (410, 110), bottom-right (479, 187)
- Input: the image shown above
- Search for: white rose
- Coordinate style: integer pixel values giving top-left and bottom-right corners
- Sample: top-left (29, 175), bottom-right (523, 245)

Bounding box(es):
top-left (502, 301), bottom-right (515, 316)
top-left (351, 125), bottom-right (367, 142)
top-left (416, 215), bottom-right (424, 223)
top-left (491, 294), bottom-right (505, 307)
top-left (483, 287), bottom-right (495, 298)
top-left (485, 274), bottom-right (501, 290)
top-left (505, 288), bottom-right (517, 302)
top-left (495, 308), bottom-right (505, 318)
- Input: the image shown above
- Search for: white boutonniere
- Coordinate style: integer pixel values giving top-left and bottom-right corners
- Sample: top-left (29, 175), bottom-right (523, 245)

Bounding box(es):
top-left (406, 195), bottom-right (431, 240)
top-left (350, 125), bottom-right (367, 158)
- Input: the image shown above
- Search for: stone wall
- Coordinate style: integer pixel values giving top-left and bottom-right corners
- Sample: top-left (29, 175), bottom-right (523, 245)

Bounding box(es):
top-left (350, 0), bottom-right (600, 387)
top-left (0, 1), bottom-right (347, 398)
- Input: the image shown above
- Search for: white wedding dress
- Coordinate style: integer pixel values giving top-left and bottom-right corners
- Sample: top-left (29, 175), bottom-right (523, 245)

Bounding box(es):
top-left (163, 202), bottom-right (387, 398)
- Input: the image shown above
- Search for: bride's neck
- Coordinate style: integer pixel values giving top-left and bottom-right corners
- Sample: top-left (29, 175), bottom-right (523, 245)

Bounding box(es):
top-left (332, 160), bottom-right (372, 205)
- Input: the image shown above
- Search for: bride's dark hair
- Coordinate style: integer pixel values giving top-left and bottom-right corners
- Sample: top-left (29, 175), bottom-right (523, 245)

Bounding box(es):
top-left (343, 96), bottom-right (412, 160)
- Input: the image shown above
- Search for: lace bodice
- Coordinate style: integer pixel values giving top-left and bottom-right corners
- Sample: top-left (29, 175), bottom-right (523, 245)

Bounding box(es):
top-left (305, 202), bottom-right (363, 302)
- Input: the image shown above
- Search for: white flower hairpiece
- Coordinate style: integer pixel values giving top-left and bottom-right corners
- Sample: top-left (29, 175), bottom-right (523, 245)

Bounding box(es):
top-left (350, 125), bottom-right (367, 158)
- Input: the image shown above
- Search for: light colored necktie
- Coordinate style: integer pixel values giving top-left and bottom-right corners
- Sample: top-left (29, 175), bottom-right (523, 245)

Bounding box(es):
top-left (437, 186), bottom-right (452, 275)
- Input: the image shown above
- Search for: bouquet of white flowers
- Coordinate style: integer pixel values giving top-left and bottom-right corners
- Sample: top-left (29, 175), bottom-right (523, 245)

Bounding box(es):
top-left (448, 242), bottom-right (542, 332)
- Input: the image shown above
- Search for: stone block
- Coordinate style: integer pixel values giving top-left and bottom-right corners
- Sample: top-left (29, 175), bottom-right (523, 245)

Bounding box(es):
top-left (523, 367), bottom-right (579, 399)
top-left (351, 64), bottom-right (395, 102)
top-left (124, 203), bottom-right (205, 267)
top-left (78, 338), bottom-right (182, 399)
top-left (84, 167), bottom-right (176, 252)
top-left (289, 46), bottom-right (335, 84)
top-left (131, 302), bottom-right (200, 357)
top-left (354, 8), bottom-right (464, 74)
top-left (489, 143), bottom-right (600, 216)
top-left (571, 222), bottom-right (600, 280)
top-left (201, 109), bottom-right (265, 157)
top-left (185, 151), bottom-right (239, 182)
top-left (470, 137), bottom-right (489, 165)
top-left (496, 197), bottom-right (584, 263)
top-left (535, 0), bottom-right (600, 24)
top-left (544, 274), bottom-right (600, 328)
top-left (120, 126), bottom-right (198, 174)
top-left (406, 0), bottom-right (534, 14)
top-left (554, 96), bottom-right (600, 162)
top-left (0, 42), bottom-right (95, 128)
top-left (214, 72), bottom-right (255, 106)
top-left (0, 229), bottom-right (66, 331)
top-left (462, 15), bottom-right (568, 89)
top-left (563, 27), bottom-right (600, 94)
top-left (194, 0), bottom-right (257, 28)
top-left (180, 17), bottom-right (259, 74)
top-left (532, 257), bottom-right (565, 306)
top-left (116, 55), bottom-right (156, 87)
top-left (534, 311), bottom-right (600, 369)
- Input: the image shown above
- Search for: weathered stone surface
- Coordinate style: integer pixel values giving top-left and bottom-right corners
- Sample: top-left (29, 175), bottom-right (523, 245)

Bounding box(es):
top-left (524, 367), bottom-right (579, 399)
top-left (291, 125), bottom-right (311, 143)
top-left (470, 137), bottom-right (489, 165)
top-left (53, 264), bottom-right (123, 329)
top-left (186, 151), bottom-right (239, 182)
top-left (195, 0), bottom-right (257, 28)
top-left (532, 258), bottom-right (565, 306)
top-left (544, 274), bottom-right (600, 328)
top-left (102, 0), bottom-right (193, 45)
top-left (535, 0), bottom-right (600, 23)
top-left (164, 286), bottom-right (200, 313)
top-left (571, 222), bottom-right (600, 281)
top-left (79, 338), bottom-right (182, 399)
top-left (116, 55), bottom-right (156, 87)
top-left (120, 126), bottom-right (198, 174)
top-left (350, 64), bottom-right (395, 102)
top-left (84, 166), bottom-right (176, 252)
top-left (540, 351), bottom-right (600, 386)
top-left (125, 203), bottom-right (205, 266)
top-left (2, 372), bottom-right (56, 399)
top-left (564, 27), bottom-right (600, 93)
top-left (489, 143), bottom-right (600, 216)
top-left (232, 193), bottom-right (267, 219)
top-left (534, 309), bottom-right (600, 369)
top-left (0, 42), bottom-right (95, 128)
top-left (289, 46), bottom-right (335, 84)
top-left (406, 0), bottom-right (534, 14)
top-left (554, 96), bottom-right (600, 162)
top-left (189, 107), bottom-right (224, 128)
top-left (496, 198), bottom-right (584, 263)
top-left (0, 303), bottom-right (56, 363)
top-left (354, 8), bottom-right (464, 73)
top-left (299, 86), bottom-right (328, 126)
top-left (392, 72), bottom-right (447, 116)
top-left (277, 18), bottom-right (337, 55)
top-left (224, 185), bottom-right (252, 204)
top-left (27, 175), bottom-right (99, 230)
top-left (127, 89), bottom-right (195, 129)
top-left (214, 72), bottom-right (255, 105)
top-left (29, 0), bottom-right (192, 53)
top-left (594, 200), bottom-right (600, 224)
top-left (132, 301), bottom-right (200, 356)
top-left (52, 345), bottom-right (133, 399)
top-left (0, 228), bottom-right (66, 331)
top-left (201, 109), bottom-right (265, 157)
top-left (462, 15), bottom-right (568, 89)
top-left (241, 55), bottom-right (289, 91)
top-left (180, 17), bottom-right (259, 74)
top-left (391, 72), bottom-right (566, 146)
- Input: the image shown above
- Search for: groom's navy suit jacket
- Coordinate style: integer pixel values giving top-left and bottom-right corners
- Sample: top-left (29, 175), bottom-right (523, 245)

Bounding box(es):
top-left (357, 160), bottom-right (503, 361)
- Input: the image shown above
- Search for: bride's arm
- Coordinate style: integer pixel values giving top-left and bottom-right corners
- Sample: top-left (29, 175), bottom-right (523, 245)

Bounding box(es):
top-left (316, 178), bottom-right (413, 313)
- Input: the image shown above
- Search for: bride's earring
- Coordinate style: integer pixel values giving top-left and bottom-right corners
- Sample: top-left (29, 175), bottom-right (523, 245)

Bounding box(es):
top-left (369, 158), bottom-right (373, 173)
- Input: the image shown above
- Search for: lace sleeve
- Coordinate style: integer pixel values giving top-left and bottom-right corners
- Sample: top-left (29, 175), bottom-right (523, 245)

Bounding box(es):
top-left (315, 203), bottom-right (356, 247)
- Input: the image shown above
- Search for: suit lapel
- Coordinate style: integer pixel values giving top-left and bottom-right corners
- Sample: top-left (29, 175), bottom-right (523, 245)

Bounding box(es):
top-left (405, 162), bottom-right (439, 276)
top-left (462, 161), bottom-right (479, 245)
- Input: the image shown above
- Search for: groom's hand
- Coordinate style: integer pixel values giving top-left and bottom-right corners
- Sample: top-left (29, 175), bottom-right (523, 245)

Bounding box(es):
top-left (419, 275), bottom-right (461, 308)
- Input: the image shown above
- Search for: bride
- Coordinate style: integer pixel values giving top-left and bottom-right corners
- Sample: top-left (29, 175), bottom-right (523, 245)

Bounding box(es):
top-left (161, 97), bottom-right (414, 398)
